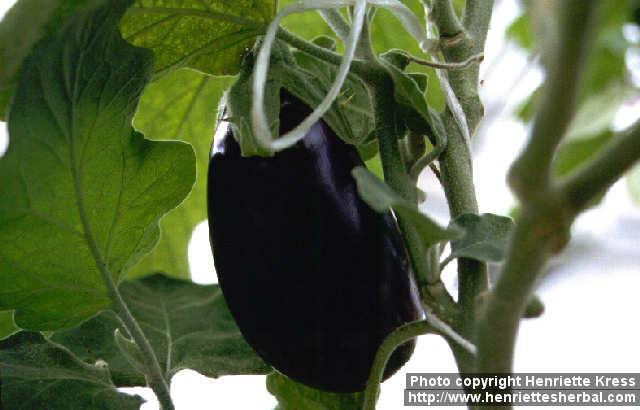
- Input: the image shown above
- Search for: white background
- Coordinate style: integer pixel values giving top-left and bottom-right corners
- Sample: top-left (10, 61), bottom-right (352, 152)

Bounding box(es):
top-left (1, 0), bottom-right (640, 409)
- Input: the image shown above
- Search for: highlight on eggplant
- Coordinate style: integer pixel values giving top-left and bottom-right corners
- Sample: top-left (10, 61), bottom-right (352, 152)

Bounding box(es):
top-left (207, 89), bottom-right (422, 393)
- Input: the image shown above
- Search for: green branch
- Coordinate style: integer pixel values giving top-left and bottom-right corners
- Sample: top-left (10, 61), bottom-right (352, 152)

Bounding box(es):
top-left (362, 320), bottom-right (436, 410)
top-left (319, 9), bottom-right (350, 40)
top-left (74, 182), bottom-right (173, 409)
top-left (475, 4), bottom-right (604, 407)
top-left (430, 0), bottom-right (465, 38)
top-left (561, 120), bottom-right (640, 215)
top-left (276, 28), bottom-right (371, 78)
top-left (508, 2), bottom-right (601, 201)
top-left (428, 0), bottom-right (494, 375)
top-left (372, 78), bottom-right (433, 287)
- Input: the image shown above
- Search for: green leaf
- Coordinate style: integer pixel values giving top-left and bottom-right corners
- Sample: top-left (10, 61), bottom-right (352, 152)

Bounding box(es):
top-left (225, 45), bottom-right (283, 157)
top-left (0, 311), bottom-right (18, 340)
top-left (279, 0), bottom-right (336, 42)
top-left (552, 82), bottom-right (630, 179)
top-left (0, 0), bottom-right (95, 119)
top-left (449, 213), bottom-right (514, 263)
top-left (379, 58), bottom-right (439, 143)
top-left (565, 82), bottom-right (630, 141)
top-left (554, 131), bottom-right (612, 177)
top-left (51, 274), bottom-right (270, 387)
top-left (0, 331), bottom-right (144, 409)
top-left (130, 69), bottom-right (232, 278)
top-left (627, 163), bottom-right (640, 207)
top-left (120, 0), bottom-right (276, 76)
top-left (352, 167), bottom-right (461, 248)
top-left (226, 41), bottom-right (375, 156)
top-left (506, 13), bottom-right (534, 50)
top-left (267, 372), bottom-right (364, 410)
top-left (288, 49), bottom-right (375, 146)
top-left (512, 1), bottom-right (634, 126)
top-left (364, 153), bottom-right (384, 180)
top-left (370, 0), bottom-right (445, 110)
top-left (0, 2), bottom-right (195, 331)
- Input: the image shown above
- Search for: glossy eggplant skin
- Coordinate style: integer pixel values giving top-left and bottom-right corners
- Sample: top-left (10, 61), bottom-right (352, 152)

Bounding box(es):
top-left (207, 90), bottom-right (422, 393)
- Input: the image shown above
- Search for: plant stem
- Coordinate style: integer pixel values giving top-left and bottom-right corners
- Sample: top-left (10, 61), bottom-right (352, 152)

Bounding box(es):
top-left (319, 9), bottom-right (350, 40)
top-left (508, 1), bottom-right (601, 200)
top-left (475, 208), bottom-right (554, 375)
top-left (561, 120), bottom-right (640, 215)
top-left (108, 277), bottom-right (175, 410)
top-left (406, 52), bottom-right (484, 70)
top-left (435, 0), bottom-right (495, 134)
top-left (74, 179), bottom-right (173, 409)
top-left (276, 27), bottom-right (370, 78)
top-left (429, 0), bottom-right (494, 374)
top-left (362, 321), bottom-right (436, 410)
top-left (475, 4), bottom-right (602, 408)
top-left (372, 77), bottom-right (433, 286)
top-left (430, 0), bottom-right (465, 37)
top-left (437, 110), bottom-right (485, 372)
top-left (86, 251), bottom-right (173, 409)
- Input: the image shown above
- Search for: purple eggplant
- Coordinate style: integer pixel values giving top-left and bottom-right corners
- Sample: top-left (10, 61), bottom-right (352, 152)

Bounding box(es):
top-left (207, 89), bottom-right (422, 393)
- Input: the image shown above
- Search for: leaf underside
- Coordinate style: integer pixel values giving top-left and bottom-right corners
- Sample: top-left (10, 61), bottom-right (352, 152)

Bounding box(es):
top-left (51, 274), bottom-right (270, 386)
top-left (129, 69), bottom-right (233, 279)
top-left (0, 0), bottom-right (195, 331)
top-left (0, 331), bottom-right (144, 410)
top-left (120, 0), bottom-right (277, 77)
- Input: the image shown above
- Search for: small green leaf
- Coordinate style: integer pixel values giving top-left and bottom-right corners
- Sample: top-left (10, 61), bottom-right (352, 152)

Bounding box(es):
top-left (449, 213), bottom-right (514, 263)
top-left (120, 0), bottom-right (277, 76)
top-left (554, 131), bottom-right (612, 177)
top-left (130, 69), bottom-right (233, 278)
top-left (0, 331), bottom-right (144, 409)
top-left (513, 1), bottom-right (633, 127)
top-left (51, 274), bottom-right (270, 386)
top-left (506, 12), bottom-right (535, 50)
top-left (0, 2), bottom-right (195, 331)
top-left (381, 61), bottom-right (439, 143)
top-left (0, 310), bottom-right (18, 340)
top-left (627, 163), bottom-right (640, 207)
top-left (364, 153), bottom-right (384, 180)
top-left (565, 82), bottom-right (630, 141)
top-left (371, 0), bottom-right (445, 110)
top-left (383, 61), bottom-right (429, 118)
top-left (352, 167), bottom-right (460, 248)
top-left (267, 372), bottom-right (364, 410)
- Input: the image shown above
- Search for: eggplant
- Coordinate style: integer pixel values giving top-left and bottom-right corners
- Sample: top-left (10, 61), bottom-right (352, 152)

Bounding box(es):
top-left (207, 89), bottom-right (422, 393)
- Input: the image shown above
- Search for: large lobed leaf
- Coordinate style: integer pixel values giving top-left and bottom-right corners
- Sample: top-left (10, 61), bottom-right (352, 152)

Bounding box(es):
top-left (0, 0), bottom-right (97, 119)
top-left (120, 0), bottom-right (277, 76)
top-left (0, 0), bottom-right (195, 331)
top-left (51, 274), bottom-right (270, 387)
top-left (130, 70), bottom-right (232, 278)
top-left (0, 331), bottom-right (144, 409)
